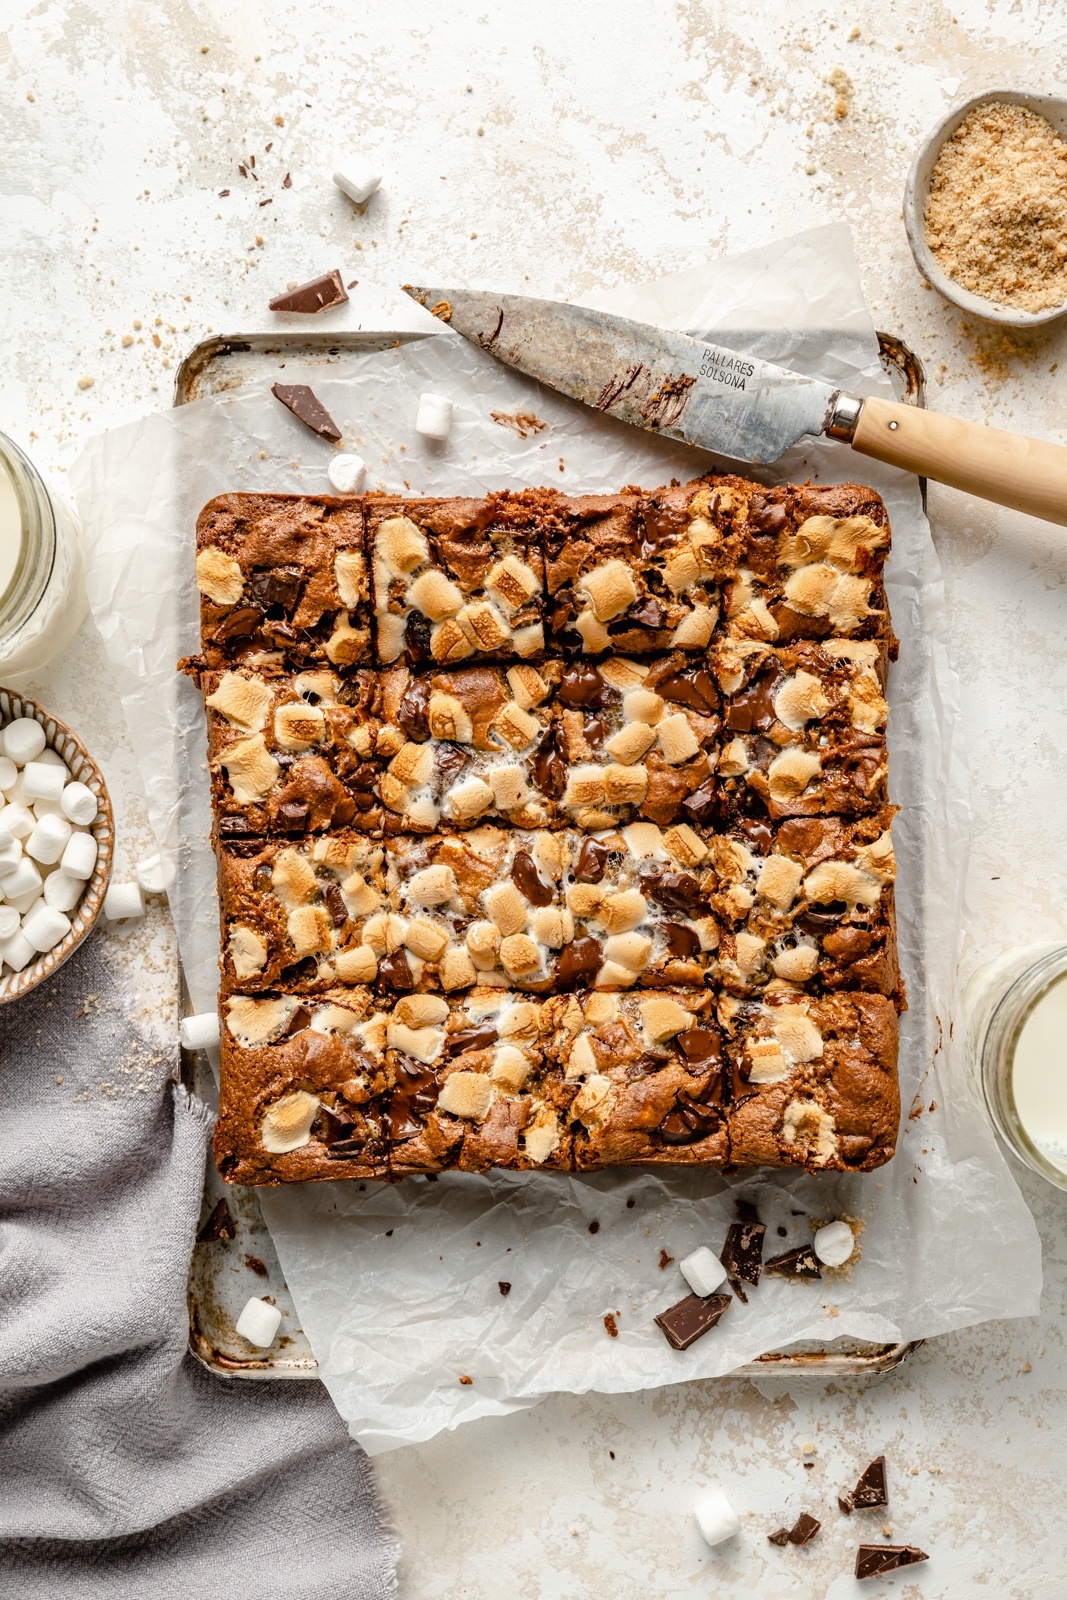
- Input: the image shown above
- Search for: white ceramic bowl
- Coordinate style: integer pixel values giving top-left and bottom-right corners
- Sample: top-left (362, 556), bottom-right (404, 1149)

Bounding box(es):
top-left (904, 88), bottom-right (1067, 329)
top-left (0, 689), bottom-right (113, 1003)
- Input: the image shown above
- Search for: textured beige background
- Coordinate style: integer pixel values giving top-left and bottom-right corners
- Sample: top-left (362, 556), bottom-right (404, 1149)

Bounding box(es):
top-left (3, 1), bottom-right (1067, 1594)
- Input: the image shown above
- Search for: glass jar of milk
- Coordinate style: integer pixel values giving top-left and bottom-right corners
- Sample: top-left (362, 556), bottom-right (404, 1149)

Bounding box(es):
top-left (0, 431), bottom-right (87, 678)
top-left (963, 944), bottom-right (1067, 1189)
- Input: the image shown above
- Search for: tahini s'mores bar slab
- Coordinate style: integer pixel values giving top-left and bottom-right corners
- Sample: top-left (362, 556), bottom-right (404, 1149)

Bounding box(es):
top-left (213, 981), bottom-right (899, 1184)
top-left (193, 494), bottom-right (371, 672)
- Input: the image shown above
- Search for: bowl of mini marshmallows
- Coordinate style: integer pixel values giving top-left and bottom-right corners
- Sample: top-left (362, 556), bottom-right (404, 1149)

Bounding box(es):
top-left (0, 690), bottom-right (113, 1002)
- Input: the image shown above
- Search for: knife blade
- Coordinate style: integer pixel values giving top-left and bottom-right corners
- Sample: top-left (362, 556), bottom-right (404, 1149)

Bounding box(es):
top-left (402, 285), bottom-right (1067, 529)
top-left (402, 286), bottom-right (846, 465)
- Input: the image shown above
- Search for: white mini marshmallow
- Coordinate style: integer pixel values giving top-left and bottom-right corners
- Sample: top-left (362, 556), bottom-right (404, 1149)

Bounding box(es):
top-left (60, 782), bottom-right (98, 826)
top-left (0, 826), bottom-right (12, 853)
top-left (22, 903), bottom-right (71, 954)
top-left (0, 858), bottom-right (41, 900)
top-left (180, 1011), bottom-right (221, 1051)
top-left (44, 871), bottom-right (85, 913)
top-left (812, 1220), bottom-right (855, 1268)
top-left (0, 757), bottom-right (17, 791)
top-left (332, 152), bottom-right (382, 205)
top-left (693, 1486), bottom-right (741, 1547)
top-left (0, 905), bottom-right (18, 939)
top-left (327, 453), bottom-right (367, 494)
top-left (26, 814), bottom-right (73, 865)
top-left (679, 1246), bottom-right (728, 1299)
top-left (9, 889), bottom-right (42, 917)
top-left (30, 798), bottom-right (64, 819)
top-left (0, 929), bottom-right (35, 972)
top-left (102, 880), bottom-right (145, 922)
top-left (135, 853), bottom-right (169, 896)
top-left (3, 804), bottom-right (34, 841)
top-left (415, 392), bottom-right (453, 441)
top-left (61, 832), bottom-right (99, 880)
top-left (235, 1296), bottom-right (282, 1348)
top-left (34, 748), bottom-right (69, 773)
top-left (2, 718), bottom-right (46, 766)
top-left (21, 762), bottom-right (66, 803)
top-left (0, 841), bottom-right (21, 877)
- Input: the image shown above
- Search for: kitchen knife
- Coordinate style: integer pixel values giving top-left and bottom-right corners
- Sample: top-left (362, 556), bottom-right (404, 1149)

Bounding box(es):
top-left (402, 287), bottom-right (1067, 529)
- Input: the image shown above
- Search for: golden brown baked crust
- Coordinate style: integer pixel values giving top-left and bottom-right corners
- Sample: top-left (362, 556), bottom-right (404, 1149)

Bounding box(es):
top-left (196, 474), bottom-right (902, 1186)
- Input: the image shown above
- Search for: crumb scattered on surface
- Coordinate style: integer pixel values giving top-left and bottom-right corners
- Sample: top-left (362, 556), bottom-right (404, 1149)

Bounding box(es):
top-left (658, 1248), bottom-right (674, 1270)
top-left (603, 1313), bottom-right (619, 1338)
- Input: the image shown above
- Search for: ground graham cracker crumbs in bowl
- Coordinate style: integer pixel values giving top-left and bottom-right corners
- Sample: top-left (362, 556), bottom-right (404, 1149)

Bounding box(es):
top-left (905, 92), bottom-right (1067, 326)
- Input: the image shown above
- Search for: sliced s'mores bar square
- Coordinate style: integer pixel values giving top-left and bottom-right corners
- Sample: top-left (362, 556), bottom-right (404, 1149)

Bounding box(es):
top-left (194, 494), bottom-right (371, 672)
top-left (368, 492), bottom-right (544, 667)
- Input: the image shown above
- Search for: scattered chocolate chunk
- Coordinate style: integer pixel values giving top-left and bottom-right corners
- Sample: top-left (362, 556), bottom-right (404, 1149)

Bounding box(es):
top-left (498, 1281), bottom-right (511, 1296)
top-left (768, 1527), bottom-right (791, 1547)
top-left (789, 1512), bottom-right (821, 1545)
top-left (840, 1457), bottom-right (888, 1513)
top-left (275, 800), bottom-right (310, 834)
top-left (658, 1248), bottom-right (674, 1270)
top-left (271, 382), bottom-right (343, 441)
top-left (212, 604), bottom-right (263, 644)
top-left (588, 1220), bottom-right (600, 1234)
top-left (218, 815), bottom-right (254, 838)
top-left (626, 1196), bottom-right (636, 1209)
top-left (244, 1254), bottom-right (269, 1277)
top-left (654, 1292), bottom-right (731, 1350)
top-left (511, 849), bottom-right (553, 906)
top-left (573, 836), bottom-right (610, 883)
top-left (196, 1197), bottom-right (236, 1243)
top-left (378, 948), bottom-right (415, 991)
top-left (855, 1545), bottom-right (928, 1581)
top-left (269, 269), bottom-right (349, 313)
top-left (604, 1313), bottom-right (619, 1338)
top-left (721, 1221), bottom-right (765, 1302)
top-left (764, 1245), bottom-right (822, 1280)
top-left (553, 935), bottom-right (602, 989)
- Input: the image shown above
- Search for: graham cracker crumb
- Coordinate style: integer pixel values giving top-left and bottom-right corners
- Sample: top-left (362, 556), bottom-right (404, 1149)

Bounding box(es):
top-left (924, 101), bottom-right (1067, 312)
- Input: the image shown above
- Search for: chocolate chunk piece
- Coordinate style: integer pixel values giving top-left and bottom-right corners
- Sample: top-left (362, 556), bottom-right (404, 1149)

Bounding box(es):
top-left (767, 1527), bottom-right (791, 1547)
top-left (196, 1197), bottom-right (236, 1243)
top-left (558, 664), bottom-right (609, 707)
top-left (271, 382), bottom-right (343, 442)
top-left (212, 604), bottom-right (263, 644)
top-left (654, 1291), bottom-right (731, 1350)
top-left (643, 869), bottom-right (706, 913)
top-left (447, 1023), bottom-right (499, 1056)
top-left (275, 801), bottom-right (310, 834)
top-left (511, 850), bottom-right (553, 907)
top-left (249, 569), bottom-right (303, 612)
top-left (553, 935), bottom-right (602, 989)
top-left (675, 1027), bottom-right (721, 1069)
top-left (764, 1245), bottom-right (822, 1280)
top-left (788, 1512), bottom-right (821, 1545)
top-left (855, 1545), bottom-right (928, 1581)
top-left (499, 1281), bottom-right (511, 1295)
top-left (720, 1221), bottom-right (765, 1302)
top-left (320, 880), bottom-right (348, 927)
top-left (269, 269), bottom-right (349, 313)
top-left (840, 1457), bottom-right (888, 1514)
top-left (218, 814), bottom-right (254, 838)
top-left (378, 948), bottom-right (415, 991)
top-left (574, 837), bottom-right (610, 883)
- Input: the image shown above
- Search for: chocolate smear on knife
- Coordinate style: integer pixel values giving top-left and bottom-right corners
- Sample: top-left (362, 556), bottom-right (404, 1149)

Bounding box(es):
top-left (720, 1221), bottom-right (765, 1302)
top-left (764, 1244), bottom-right (822, 1280)
top-left (840, 1456), bottom-right (888, 1514)
top-left (654, 1292), bottom-right (731, 1350)
top-left (269, 269), bottom-right (349, 313)
top-left (271, 382), bottom-right (342, 441)
top-left (855, 1545), bottom-right (928, 1580)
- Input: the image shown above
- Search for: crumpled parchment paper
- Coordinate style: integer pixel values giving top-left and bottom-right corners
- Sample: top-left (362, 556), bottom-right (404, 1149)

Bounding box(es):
top-left (70, 222), bottom-right (1040, 1455)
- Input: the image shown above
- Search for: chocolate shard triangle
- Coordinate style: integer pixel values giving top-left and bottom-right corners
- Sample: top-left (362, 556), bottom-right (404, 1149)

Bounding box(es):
top-left (764, 1245), bottom-right (822, 1280)
top-left (855, 1544), bottom-right (928, 1580)
top-left (271, 382), bottom-right (342, 442)
top-left (653, 1292), bottom-right (731, 1351)
top-left (269, 269), bottom-right (349, 313)
top-left (721, 1221), bottom-right (765, 1301)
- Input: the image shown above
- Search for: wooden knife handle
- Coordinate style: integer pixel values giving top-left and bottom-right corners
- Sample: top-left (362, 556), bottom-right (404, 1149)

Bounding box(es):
top-left (849, 395), bottom-right (1067, 528)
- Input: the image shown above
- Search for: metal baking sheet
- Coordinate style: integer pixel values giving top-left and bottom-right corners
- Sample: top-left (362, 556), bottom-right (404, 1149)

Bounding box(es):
top-left (177, 324), bottom-right (925, 1382)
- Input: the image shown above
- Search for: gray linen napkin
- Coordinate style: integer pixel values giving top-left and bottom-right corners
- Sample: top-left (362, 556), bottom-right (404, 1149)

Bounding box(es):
top-left (0, 934), bottom-right (397, 1599)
